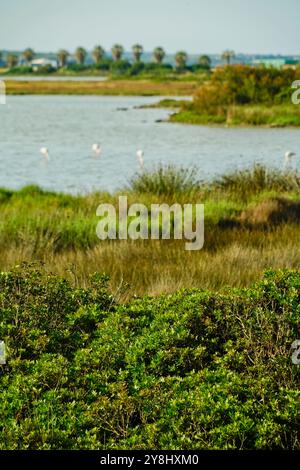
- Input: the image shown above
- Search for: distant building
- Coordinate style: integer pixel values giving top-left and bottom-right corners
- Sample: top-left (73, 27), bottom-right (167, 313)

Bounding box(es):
top-left (252, 58), bottom-right (298, 70)
top-left (30, 58), bottom-right (57, 71)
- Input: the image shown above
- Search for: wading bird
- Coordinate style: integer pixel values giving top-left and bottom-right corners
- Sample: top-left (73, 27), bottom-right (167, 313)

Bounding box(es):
top-left (40, 147), bottom-right (49, 160)
top-left (136, 149), bottom-right (144, 170)
top-left (284, 151), bottom-right (296, 168)
top-left (92, 143), bottom-right (101, 156)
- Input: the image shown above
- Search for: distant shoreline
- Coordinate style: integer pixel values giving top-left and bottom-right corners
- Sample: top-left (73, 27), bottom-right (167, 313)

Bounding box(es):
top-left (0, 75), bottom-right (109, 82)
top-left (3, 78), bottom-right (198, 97)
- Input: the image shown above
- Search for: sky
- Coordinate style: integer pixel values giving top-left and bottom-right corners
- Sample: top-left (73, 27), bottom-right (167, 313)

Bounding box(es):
top-left (1, 0), bottom-right (300, 55)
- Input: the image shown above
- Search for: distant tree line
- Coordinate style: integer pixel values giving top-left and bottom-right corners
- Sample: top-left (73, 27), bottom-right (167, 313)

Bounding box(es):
top-left (0, 45), bottom-right (216, 76)
top-left (58, 44), bottom-right (213, 71)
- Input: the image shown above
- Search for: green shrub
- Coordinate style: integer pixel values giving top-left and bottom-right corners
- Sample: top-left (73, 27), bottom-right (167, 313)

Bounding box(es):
top-left (6, 66), bottom-right (33, 74)
top-left (175, 65), bottom-right (300, 125)
top-left (0, 188), bottom-right (13, 204)
top-left (110, 60), bottom-right (132, 76)
top-left (130, 62), bottom-right (145, 76)
top-left (66, 64), bottom-right (89, 73)
top-left (0, 263), bottom-right (113, 360)
top-left (35, 64), bottom-right (56, 74)
top-left (92, 59), bottom-right (112, 71)
top-left (0, 266), bottom-right (299, 449)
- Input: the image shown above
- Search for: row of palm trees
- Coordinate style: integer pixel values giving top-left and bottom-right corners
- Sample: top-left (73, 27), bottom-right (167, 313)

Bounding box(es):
top-left (3, 46), bottom-right (236, 69)
top-left (57, 45), bottom-right (208, 68)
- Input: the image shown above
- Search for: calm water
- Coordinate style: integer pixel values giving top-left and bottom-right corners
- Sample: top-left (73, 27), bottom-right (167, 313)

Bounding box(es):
top-left (0, 95), bottom-right (299, 194)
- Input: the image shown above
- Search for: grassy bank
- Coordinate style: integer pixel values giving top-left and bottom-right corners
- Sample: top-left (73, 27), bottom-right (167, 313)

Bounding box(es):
top-left (170, 104), bottom-right (300, 127)
top-left (137, 97), bottom-right (300, 127)
top-left (0, 165), bottom-right (300, 298)
top-left (4, 79), bottom-right (198, 96)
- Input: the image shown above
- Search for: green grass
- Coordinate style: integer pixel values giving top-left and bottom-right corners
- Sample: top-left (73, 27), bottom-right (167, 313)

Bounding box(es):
top-left (172, 105), bottom-right (300, 127)
top-left (5, 78), bottom-right (198, 96)
top-left (170, 110), bottom-right (226, 125)
top-left (213, 165), bottom-right (300, 199)
top-left (227, 104), bottom-right (300, 127)
top-left (0, 165), bottom-right (300, 297)
top-left (137, 98), bottom-right (189, 109)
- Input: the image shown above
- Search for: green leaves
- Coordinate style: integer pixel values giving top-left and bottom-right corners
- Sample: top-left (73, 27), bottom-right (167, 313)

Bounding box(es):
top-left (0, 266), bottom-right (299, 449)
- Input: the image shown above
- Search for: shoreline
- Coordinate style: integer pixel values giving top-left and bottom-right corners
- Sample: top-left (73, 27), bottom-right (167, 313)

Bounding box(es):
top-left (132, 99), bottom-right (300, 128)
top-left (4, 79), bottom-right (198, 97)
top-left (4, 80), bottom-right (300, 128)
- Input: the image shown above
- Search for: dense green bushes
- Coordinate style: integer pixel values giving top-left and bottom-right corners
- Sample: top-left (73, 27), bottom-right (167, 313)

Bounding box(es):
top-left (172, 65), bottom-right (300, 126)
top-left (6, 65), bottom-right (33, 74)
top-left (4, 59), bottom-right (207, 79)
top-left (194, 65), bottom-right (299, 112)
top-left (0, 265), bottom-right (299, 449)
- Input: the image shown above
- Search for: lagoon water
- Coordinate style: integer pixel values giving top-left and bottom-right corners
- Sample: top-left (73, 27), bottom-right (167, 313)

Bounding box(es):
top-left (0, 95), bottom-right (299, 194)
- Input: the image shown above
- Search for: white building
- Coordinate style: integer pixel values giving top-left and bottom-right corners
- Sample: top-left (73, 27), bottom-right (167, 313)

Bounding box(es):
top-left (30, 58), bottom-right (57, 71)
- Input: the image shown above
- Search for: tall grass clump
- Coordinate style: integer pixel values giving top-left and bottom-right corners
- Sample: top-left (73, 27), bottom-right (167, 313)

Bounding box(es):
top-left (128, 164), bottom-right (201, 196)
top-left (212, 164), bottom-right (300, 200)
top-left (226, 104), bottom-right (300, 127)
top-left (0, 165), bottom-right (300, 296)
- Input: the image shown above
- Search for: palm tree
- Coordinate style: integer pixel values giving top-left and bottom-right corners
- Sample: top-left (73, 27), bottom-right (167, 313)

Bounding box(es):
top-left (153, 47), bottom-right (165, 64)
top-left (221, 50), bottom-right (235, 66)
top-left (75, 47), bottom-right (87, 65)
top-left (92, 45), bottom-right (105, 64)
top-left (132, 44), bottom-right (143, 63)
top-left (175, 51), bottom-right (188, 69)
top-left (198, 55), bottom-right (211, 69)
top-left (57, 49), bottom-right (69, 68)
top-left (7, 54), bottom-right (18, 68)
top-left (111, 44), bottom-right (124, 61)
top-left (23, 48), bottom-right (35, 64)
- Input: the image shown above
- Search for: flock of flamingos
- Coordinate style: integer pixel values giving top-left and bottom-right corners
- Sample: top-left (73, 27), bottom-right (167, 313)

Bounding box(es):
top-left (40, 144), bottom-right (145, 169)
top-left (39, 145), bottom-right (296, 173)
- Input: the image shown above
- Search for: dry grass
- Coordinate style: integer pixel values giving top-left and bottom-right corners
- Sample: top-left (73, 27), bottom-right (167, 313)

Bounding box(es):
top-left (5, 79), bottom-right (198, 96)
top-left (239, 197), bottom-right (300, 226)
top-left (1, 224), bottom-right (299, 300)
top-left (0, 166), bottom-right (299, 299)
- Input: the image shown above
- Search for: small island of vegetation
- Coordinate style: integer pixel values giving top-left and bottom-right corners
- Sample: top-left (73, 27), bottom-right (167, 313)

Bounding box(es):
top-left (163, 65), bottom-right (300, 127)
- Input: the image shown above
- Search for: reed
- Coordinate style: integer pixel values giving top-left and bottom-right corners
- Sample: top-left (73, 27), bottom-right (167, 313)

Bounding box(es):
top-left (0, 165), bottom-right (299, 298)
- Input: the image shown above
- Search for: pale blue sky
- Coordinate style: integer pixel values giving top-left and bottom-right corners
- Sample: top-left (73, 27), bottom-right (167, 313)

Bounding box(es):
top-left (1, 0), bottom-right (300, 54)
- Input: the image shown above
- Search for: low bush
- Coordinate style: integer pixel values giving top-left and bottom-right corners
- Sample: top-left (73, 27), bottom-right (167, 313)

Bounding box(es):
top-left (6, 66), bottom-right (33, 74)
top-left (172, 66), bottom-right (300, 126)
top-left (0, 266), bottom-right (299, 449)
